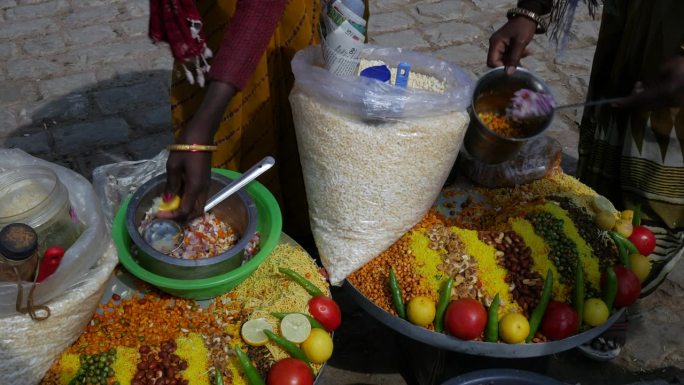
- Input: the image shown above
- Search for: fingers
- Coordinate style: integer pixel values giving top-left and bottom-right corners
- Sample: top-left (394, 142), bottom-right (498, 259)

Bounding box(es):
top-left (487, 36), bottom-right (507, 68)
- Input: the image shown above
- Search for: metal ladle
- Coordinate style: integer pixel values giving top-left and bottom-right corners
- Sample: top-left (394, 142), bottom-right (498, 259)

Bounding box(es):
top-left (142, 156), bottom-right (275, 254)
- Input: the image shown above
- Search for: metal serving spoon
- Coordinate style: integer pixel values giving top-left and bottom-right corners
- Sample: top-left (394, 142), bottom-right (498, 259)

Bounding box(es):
top-left (142, 156), bottom-right (275, 254)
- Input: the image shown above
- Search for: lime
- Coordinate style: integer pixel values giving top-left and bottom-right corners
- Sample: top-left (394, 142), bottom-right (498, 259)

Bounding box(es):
top-left (158, 195), bottom-right (181, 212)
top-left (593, 196), bottom-right (616, 214)
top-left (498, 313), bottom-right (530, 344)
top-left (583, 298), bottom-right (609, 327)
top-left (280, 313), bottom-right (311, 344)
top-left (406, 296), bottom-right (436, 327)
top-left (301, 328), bottom-right (333, 364)
top-left (241, 318), bottom-right (273, 346)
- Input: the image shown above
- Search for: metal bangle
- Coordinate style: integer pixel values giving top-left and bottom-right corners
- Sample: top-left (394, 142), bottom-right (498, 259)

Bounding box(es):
top-left (167, 144), bottom-right (218, 152)
top-left (507, 7), bottom-right (548, 34)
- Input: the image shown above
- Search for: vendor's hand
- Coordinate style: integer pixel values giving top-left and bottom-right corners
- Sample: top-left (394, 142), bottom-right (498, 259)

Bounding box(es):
top-left (618, 55), bottom-right (684, 109)
top-left (487, 17), bottom-right (536, 74)
top-left (158, 81), bottom-right (237, 222)
top-left (158, 123), bottom-right (214, 222)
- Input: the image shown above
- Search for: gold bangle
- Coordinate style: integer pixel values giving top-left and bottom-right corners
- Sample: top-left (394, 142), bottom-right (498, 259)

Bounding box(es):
top-left (507, 7), bottom-right (548, 34)
top-left (167, 144), bottom-right (218, 152)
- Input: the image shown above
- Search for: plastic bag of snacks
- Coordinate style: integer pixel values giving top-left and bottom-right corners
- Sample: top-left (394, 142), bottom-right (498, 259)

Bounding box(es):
top-left (0, 149), bottom-right (116, 385)
top-left (289, 45), bottom-right (473, 285)
top-left (457, 135), bottom-right (563, 188)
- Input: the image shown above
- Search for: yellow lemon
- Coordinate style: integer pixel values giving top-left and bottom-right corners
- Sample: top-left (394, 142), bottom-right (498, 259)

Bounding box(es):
top-left (406, 296), bottom-right (436, 327)
top-left (620, 210), bottom-right (634, 222)
top-left (301, 328), bottom-right (333, 364)
top-left (595, 210), bottom-right (616, 231)
top-left (158, 195), bottom-right (181, 212)
top-left (241, 318), bottom-right (273, 346)
top-left (629, 253), bottom-right (652, 283)
top-left (498, 313), bottom-right (530, 344)
top-left (583, 298), bottom-right (609, 327)
top-left (614, 219), bottom-right (633, 238)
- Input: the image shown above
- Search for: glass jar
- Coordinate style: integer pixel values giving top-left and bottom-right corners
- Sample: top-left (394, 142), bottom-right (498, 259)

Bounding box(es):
top-left (0, 165), bottom-right (83, 256)
top-left (0, 223), bottom-right (39, 282)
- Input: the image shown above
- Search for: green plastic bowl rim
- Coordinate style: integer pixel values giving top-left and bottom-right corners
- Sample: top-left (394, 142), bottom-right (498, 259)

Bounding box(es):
top-left (112, 168), bottom-right (283, 290)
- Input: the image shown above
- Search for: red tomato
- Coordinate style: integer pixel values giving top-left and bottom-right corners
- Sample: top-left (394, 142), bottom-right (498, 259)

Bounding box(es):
top-left (613, 266), bottom-right (641, 308)
top-left (267, 358), bottom-right (313, 385)
top-left (308, 295), bottom-right (341, 332)
top-left (628, 226), bottom-right (656, 256)
top-left (540, 301), bottom-right (579, 340)
top-left (444, 298), bottom-right (487, 340)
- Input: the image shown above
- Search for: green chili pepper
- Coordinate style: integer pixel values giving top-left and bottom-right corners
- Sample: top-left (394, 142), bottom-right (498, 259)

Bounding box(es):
top-left (609, 231), bottom-right (632, 268)
top-left (215, 368), bottom-right (225, 385)
top-left (389, 267), bottom-right (406, 319)
top-left (485, 293), bottom-right (500, 343)
top-left (271, 312), bottom-right (325, 329)
top-left (278, 267), bottom-right (324, 297)
top-left (633, 204), bottom-right (642, 226)
top-left (434, 277), bottom-right (454, 333)
top-left (526, 269), bottom-right (553, 343)
top-left (602, 266), bottom-right (618, 311)
top-left (573, 260), bottom-right (585, 331)
top-left (234, 347), bottom-right (266, 385)
top-left (263, 329), bottom-right (310, 362)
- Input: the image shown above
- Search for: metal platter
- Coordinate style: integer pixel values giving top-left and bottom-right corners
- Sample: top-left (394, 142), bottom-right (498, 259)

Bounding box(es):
top-left (344, 175), bottom-right (626, 358)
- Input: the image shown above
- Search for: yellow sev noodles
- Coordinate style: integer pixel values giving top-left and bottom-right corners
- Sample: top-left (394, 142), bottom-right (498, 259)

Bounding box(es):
top-left (232, 243), bottom-right (327, 368)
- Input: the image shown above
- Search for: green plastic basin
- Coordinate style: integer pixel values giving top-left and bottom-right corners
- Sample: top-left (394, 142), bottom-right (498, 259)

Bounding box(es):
top-left (112, 168), bottom-right (282, 300)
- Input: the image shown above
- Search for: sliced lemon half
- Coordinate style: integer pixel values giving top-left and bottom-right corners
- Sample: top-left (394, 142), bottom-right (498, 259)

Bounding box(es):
top-left (280, 313), bottom-right (312, 344)
top-left (241, 318), bottom-right (273, 346)
top-left (158, 195), bottom-right (181, 212)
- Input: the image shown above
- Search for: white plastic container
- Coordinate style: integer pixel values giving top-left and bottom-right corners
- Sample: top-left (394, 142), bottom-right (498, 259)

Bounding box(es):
top-left (0, 165), bottom-right (82, 256)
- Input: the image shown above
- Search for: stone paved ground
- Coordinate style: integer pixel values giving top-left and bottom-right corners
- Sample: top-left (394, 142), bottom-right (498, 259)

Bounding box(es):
top-left (1, 0), bottom-right (682, 384)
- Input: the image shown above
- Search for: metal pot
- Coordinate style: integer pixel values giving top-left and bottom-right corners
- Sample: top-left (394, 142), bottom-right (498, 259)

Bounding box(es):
top-left (463, 67), bottom-right (554, 164)
top-left (125, 173), bottom-right (258, 280)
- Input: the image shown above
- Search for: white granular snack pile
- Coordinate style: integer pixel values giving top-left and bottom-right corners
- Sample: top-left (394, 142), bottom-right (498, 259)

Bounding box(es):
top-left (290, 82), bottom-right (469, 285)
top-left (358, 59), bottom-right (447, 93)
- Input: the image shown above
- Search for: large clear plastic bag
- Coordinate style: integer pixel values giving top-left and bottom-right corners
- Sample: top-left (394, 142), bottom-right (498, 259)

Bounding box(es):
top-left (92, 150), bottom-right (169, 226)
top-left (0, 149), bottom-right (111, 316)
top-left (457, 135), bottom-right (562, 188)
top-left (289, 45), bottom-right (473, 285)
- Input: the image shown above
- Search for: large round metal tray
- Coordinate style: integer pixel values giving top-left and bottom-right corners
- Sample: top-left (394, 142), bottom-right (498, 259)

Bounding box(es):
top-left (344, 175), bottom-right (626, 358)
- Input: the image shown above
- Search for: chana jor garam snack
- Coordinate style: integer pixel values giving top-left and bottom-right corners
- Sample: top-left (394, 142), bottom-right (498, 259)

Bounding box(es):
top-left (348, 172), bottom-right (628, 343)
top-left (41, 243), bottom-right (329, 385)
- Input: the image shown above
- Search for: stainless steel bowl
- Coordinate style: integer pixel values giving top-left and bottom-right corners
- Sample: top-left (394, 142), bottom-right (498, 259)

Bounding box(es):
top-left (125, 172), bottom-right (258, 280)
top-left (463, 67), bottom-right (554, 164)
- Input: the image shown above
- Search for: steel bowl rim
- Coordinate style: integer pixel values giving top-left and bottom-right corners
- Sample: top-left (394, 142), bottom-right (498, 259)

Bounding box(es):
top-left (471, 66), bottom-right (555, 143)
top-left (124, 172), bottom-right (258, 268)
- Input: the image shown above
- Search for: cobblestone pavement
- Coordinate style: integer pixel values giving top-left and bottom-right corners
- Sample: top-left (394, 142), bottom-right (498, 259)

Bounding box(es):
top-left (1, 0), bottom-right (682, 384)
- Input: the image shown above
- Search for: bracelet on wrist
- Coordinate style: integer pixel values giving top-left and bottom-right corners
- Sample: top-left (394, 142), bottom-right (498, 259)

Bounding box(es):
top-left (168, 144), bottom-right (217, 152)
top-left (507, 7), bottom-right (548, 34)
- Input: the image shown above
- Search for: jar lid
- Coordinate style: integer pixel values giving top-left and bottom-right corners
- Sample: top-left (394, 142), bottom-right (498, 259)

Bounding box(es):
top-left (360, 65), bottom-right (391, 83)
top-left (0, 223), bottom-right (38, 261)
